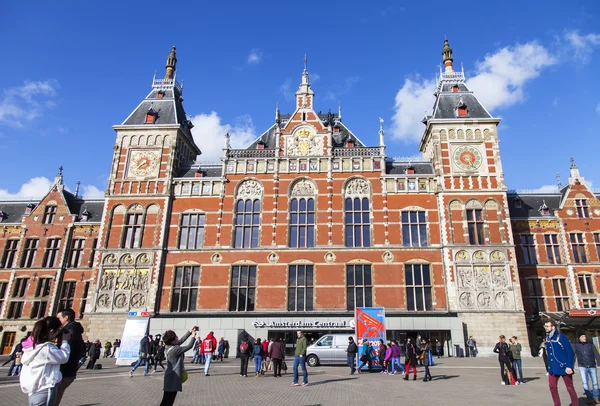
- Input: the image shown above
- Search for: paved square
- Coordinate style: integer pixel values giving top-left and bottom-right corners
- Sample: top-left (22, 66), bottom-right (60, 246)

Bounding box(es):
top-left (0, 356), bottom-right (593, 405)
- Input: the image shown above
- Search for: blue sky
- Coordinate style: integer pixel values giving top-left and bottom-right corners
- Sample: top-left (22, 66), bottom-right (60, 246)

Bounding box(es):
top-left (1, 1), bottom-right (599, 199)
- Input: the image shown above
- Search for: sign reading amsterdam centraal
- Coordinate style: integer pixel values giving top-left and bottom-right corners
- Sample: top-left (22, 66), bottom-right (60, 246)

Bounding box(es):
top-left (252, 319), bottom-right (355, 329)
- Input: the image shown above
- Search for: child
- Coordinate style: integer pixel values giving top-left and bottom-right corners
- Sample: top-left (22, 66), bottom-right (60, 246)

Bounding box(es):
top-left (20, 317), bottom-right (71, 405)
top-left (383, 342), bottom-right (393, 374)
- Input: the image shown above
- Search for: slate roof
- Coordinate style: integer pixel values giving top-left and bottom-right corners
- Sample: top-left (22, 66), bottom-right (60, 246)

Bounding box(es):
top-left (0, 202), bottom-right (34, 224)
top-left (386, 161), bottom-right (434, 175)
top-left (177, 164), bottom-right (223, 178)
top-left (507, 192), bottom-right (561, 218)
top-left (432, 92), bottom-right (492, 120)
top-left (0, 194), bottom-right (105, 224)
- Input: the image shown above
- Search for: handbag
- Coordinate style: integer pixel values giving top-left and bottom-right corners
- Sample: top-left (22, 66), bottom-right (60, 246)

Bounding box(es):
top-left (360, 354), bottom-right (368, 363)
top-left (182, 370), bottom-right (189, 384)
top-left (282, 360), bottom-right (288, 371)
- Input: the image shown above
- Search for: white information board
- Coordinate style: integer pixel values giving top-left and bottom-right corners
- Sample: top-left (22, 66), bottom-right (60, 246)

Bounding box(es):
top-left (116, 318), bottom-right (149, 366)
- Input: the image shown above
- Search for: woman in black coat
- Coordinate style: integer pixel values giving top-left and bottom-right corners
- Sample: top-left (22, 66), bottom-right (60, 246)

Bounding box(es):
top-left (404, 338), bottom-right (418, 380)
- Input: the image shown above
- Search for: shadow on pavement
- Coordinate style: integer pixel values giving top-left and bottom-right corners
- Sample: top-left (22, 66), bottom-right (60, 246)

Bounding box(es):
top-left (522, 377), bottom-right (539, 383)
top-left (431, 375), bottom-right (460, 380)
top-left (308, 377), bottom-right (359, 386)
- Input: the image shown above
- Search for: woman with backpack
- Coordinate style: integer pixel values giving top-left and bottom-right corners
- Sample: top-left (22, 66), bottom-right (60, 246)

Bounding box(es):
top-left (160, 326), bottom-right (197, 406)
top-left (377, 340), bottom-right (387, 374)
top-left (253, 338), bottom-right (264, 377)
top-left (20, 316), bottom-right (71, 406)
top-left (153, 341), bottom-right (166, 373)
top-left (420, 338), bottom-right (433, 382)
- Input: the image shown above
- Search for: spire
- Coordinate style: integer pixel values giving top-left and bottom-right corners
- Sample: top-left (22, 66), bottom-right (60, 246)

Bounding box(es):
top-left (296, 54), bottom-right (314, 109)
top-left (275, 103), bottom-right (280, 124)
top-left (556, 172), bottom-right (562, 189)
top-left (568, 157), bottom-right (584, 185)
top-left (338, 101), bottom-right (342, 122)
top-left (442, 38), bottom-right (453, 73)
top-left (378, 117), bottom-right (385, 147)
top-left (165, 46), bottom-right (177, 80)
top-left (74, 180), bottom-right (81, 197)
top-left (54, 166), bottom-right (64, 186)
top-left (223, 132), bottom-right (231, 150)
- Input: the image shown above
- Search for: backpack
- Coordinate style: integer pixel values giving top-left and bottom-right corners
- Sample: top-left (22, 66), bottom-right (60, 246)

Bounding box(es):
top-left (94, 364), bottom-right (102, 370)
top-left (253, 345), bottom-right (262, 356)
top-left (239, 341), bottom-right (250, 354)
top-left (203, 339), bottom-right (214, 352)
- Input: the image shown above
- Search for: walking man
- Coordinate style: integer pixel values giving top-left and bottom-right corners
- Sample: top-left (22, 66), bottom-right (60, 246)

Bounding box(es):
top-left (435, 339), bottom-right (443, 359)
top-left (467, 336), bottom-right (477, 357)
top-left (239, 335), bottom-right (251, 377)
top-left (291, 330), bottom-right (308, 386)
top-left (130, 333), bottom-right (151, 377)
top-left (346, 336), bottom-right (358, 375)
top-left (509, 336), bottom-right (524, 384)
top-left (574, 334), bottom-right (600, 404)
top-left (544, 320), bottom-right (578, 406)
top-left (56, 308), bottom-right (85, 406)
top-left (202, 331), bottom-right (217, 376)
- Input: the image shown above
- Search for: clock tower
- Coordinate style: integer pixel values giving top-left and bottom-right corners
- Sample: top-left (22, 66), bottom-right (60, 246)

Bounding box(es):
top-left (86, 47), bottom-right (200, 337)
top-left (420, 39), bottom-right (527, 353)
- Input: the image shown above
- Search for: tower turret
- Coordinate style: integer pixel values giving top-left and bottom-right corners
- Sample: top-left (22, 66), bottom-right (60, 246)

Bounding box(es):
top-left (165, 46), bottom-right (177, 80)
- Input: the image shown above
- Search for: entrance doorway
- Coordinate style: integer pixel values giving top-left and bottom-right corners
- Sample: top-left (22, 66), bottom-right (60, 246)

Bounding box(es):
top-left (1, 331), bottom-right (16, 355)
top-left (267, 330), bottom-right (353, 356)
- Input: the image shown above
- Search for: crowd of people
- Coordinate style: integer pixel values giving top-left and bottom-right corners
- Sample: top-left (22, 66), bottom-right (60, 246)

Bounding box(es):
top-left (6, 312), bottom-right (600, 406)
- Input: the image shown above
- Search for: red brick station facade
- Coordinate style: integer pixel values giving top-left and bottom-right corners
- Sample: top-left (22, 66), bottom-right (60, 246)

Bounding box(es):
top-left (1, 42), bottom-right (598, 356)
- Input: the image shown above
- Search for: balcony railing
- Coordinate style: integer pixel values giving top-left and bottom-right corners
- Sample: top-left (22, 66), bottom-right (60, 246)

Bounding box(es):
top-left (227, 149), bottom-right (277, 159)
top-left (332, 147), bottom-right (381, 157)
top-left (152, 78), bottom-right (182, 92)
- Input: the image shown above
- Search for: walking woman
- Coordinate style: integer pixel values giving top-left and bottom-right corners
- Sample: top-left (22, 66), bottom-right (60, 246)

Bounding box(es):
top-left (153, 341), bottom-right (166, 373)
top-left (494, 335), bottom-right (516, 385)
top-left (160, 326), bottom-right (197, 406)
top-left (253, 338), bottom-right (264, 377)
top-left (378, 340), bottom-right (387, 374)
top-left (270, 337), bottom-right (285, 378)
top-left (404, 338), bottom-right (418, 380)
top-left (421, 339), bottom-right (433, 382)
top-left (20, 316), bottom-right (71, 406)
top-left (357, 339), bottom-right (371, 373)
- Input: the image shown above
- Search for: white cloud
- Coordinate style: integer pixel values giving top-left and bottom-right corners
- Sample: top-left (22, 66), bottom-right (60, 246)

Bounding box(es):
top-left (467, 42), bottom-right (557, 111)
top-left (0, 177), bottom-right (53, 199)
top-left (390, 42), bottom-right (557, 142)
top-left (81, 185), bottom-right (105, 199)
top-left (280, 79), bottom-right (294, 101)
top-left (247, 49), bottom-right (263, 65)
top-left (521, 184), bottom-right (559, 193)
top-left (190, 112), bottom-right (257, 162)
top-left (563, 30), bottom-right (600, 62)
top-left (0, 80), bottom-right (59, 127)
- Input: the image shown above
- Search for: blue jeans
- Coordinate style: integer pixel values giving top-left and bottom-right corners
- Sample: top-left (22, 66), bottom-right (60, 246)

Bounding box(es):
top-left (579, 366), bottom-right (600, 400)
top-left (132, 357), bottom-right (149, 375)
top-left (391, 357), bottom-right (405, 373)
top-left (347, 355), bottom-right (356, 374)
top-left (191, 351), bottom-right (200, 364)
top-left (204, 352), bottom-right (213, 374)
top-left (7, 361), bottom-right (16, 376)
top-left (254, 356), bottom-right (262, 373)
top-left (293, 355), bottom-right (308, 384)
top-left (512, 359), bottom-right (523, 382)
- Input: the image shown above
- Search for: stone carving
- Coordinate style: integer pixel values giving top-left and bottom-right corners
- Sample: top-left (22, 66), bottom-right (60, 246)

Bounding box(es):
top-left (474, 267), bottom-right (490, 289)
top-left (455, 250), bottom-right (468, 261)
top-left (236, 180), bottom-right (263, 200)
top-left (122, 254), bottom-right (134, 265)
top-left (114, 293), bottom-right (128, 309)
top-left (382, 251), bottom-right (394, 263)
top-left (466, 129), bottom-right (473, 139)
top-left (457, 129), bottom-right (464, 139)
top-left (449, 200), bottom-right (462, 210)
top-left (473, 251), bottom-right (487, 262)
top-left (495, 292), bottom-right (510, 308)
top-left (457, 267), bottom-right (474, 288)
top-left (137, 254), bottom-right (150, 265)
top-left (449, 129), bottom-right (456, 139)
top-left (211, 253), bottom-right (222, 264)
top-left (484, 200), bottom-right (498, 210)
top-left (291, 180), bottom-right (316, 196)
top-left (477, 292), bottom-right (491, 307)
top-left (129, 203), bottom-right (144, 213)
top-left (490, 251), bottom-right (504, 261)
top-left (287, 127), bottom-right (323, 156)
top-left (104, 254), bottom-right (117, 265)
top-left (100, 271), bottom-right (115, 290)
top-left (325, 252), bottom-right (336, 263)
top-left (344, 178), bottom-right (370, 197)
top-left (267, 252), bottom-right (279, 264)
top-left (459, 292), bottom-right (475, 308)
top-left (131, 293), bottom-right (146, 308)
top-left (97, 293), bottom-right (110, 308)
top-left (492, 267), bottom-right (509, 288)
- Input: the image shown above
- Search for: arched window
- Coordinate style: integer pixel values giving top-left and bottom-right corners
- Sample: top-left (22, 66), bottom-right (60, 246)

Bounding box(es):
top-left (234, 199), bottom-right (261, 248)
top-left (289, 198), bottom-right (315, 248)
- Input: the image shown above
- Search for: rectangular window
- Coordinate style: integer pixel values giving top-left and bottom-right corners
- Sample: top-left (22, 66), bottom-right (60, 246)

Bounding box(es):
top-left (7, 301), bottom-right (24, 319)
top-left (20, 238), bottom-right (39, 268)
top-left (344, 198), bottom-right (371, 248)
top-left (575, 199), bottom-right (589, 218)
top-left (578, 274), bottom-right (594, 294)
top-left (42, 206), bottom-right (57, 225)
top-left (35, 278), bottom-right (52, 298)
top-left (289, 198), bottom-right (315, 248)
top-left (527, 279), bottom-right (545, 314)
top-left (42, 238), bottom-right (61, 268)
top-left (552, 279), bottom-right (570, 312)
top-left (1, 240), bottom-right (19, 269)
top-left (122, 213), bottom-right (143, 249)
top-left (582, 298), bottom-right (598, 309)
top-left (570, 233), bottom-right (587, 263)
top-left (402, 211), bottom-right (427, 247)
top-left (288, 264), bottom-right (314, 311)
top-left (594, 234), bottom-right (600, 262)
top-left (229, 265), bottom-right (256, 311)
top-left (30, 301), bottom-right (47, 319)
top-left (88, 238), bottom-right (98, 267)
top-left (79, 281), bottom-right (90, 319)
top-left (58, 281), bottom-right (76, 311)
top-left (178, 213), bottom-right (206, 249)
top-left (68, 238), bottom-right (85, 268)
top-left (171, 266), bottom-right (200, 312)
top-left (467, 209), bottom-right (485, 245)
top-left (233, 200), bottom-right (261, 249)
top-left (11, 278), bottom-right (28, 298)
top-left (346, 264), bottom-right (372, 310)
top-left (520, 235), bottom-right (537, 265)
top-left (405, 264), bottom-right (433, 311)
top-left (0, 281), bottom-right (8, 311)
top-left (545, 234), bottom-right (561, 264)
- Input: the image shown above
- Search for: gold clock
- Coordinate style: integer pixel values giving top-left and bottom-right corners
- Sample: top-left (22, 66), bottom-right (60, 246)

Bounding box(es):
top-left (129, 150), bottom-right (160, 177)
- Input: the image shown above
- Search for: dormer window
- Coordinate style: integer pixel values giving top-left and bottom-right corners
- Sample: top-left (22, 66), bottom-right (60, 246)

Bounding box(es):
top-left (346, 140), bottom-right (354, 148)
top-left (514, 198), bottom-right (522, 209)
top-left (539, 201), bottom-right (551, 216)
top-left (405, 166), bottom-right (415, 175)
top-left (157, 91), bottom-right (165, 99)
top-left (195, 170), bottom-right (204, 178)
top-left (25, 203), bottom-right (35, 215)
top-left (145, 107), bottom-right (157, 124)
top-left (334, 126), bottom-right (340, 133)
top-left (256, 141), bottom-right (265, 150)
top-left (457, 106), bottom-right (468, 117)
top-left (452, 85), bottom-right (459, 93)
top-left (81, 208), bottom-right (91, 222)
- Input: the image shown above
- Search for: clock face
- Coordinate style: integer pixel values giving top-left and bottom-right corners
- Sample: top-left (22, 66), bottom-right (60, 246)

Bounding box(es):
top-left (453, 146), bottom-right (483, 171)
top-left (129, 150), bottom-right (160, 177)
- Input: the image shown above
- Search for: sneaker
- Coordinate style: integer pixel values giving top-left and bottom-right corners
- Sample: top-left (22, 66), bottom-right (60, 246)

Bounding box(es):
top-left (205, 374), bottom-right (210, 377)
top-left (291, 382), bottom-right (300, 386)
top-left (501, 382), bottom-right (506, 385)
top-left (514, 381), bottom-right (520, 385)
top-left (301, 383), bottom-right (309, 387)
top-left (152, 370), bottom-right (156, 374)
top-left (129, 371), bottom-right (133, 377)
top-left (546, 372), bottom-right (549, 376)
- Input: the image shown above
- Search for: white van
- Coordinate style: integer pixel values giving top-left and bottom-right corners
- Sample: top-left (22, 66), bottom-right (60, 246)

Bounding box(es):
top-left (306, 334), bottom-right (354, 367)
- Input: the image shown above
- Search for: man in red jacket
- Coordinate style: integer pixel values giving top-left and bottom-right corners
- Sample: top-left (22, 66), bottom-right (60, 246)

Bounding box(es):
top-left (203, 331), bottom-right (218, 376)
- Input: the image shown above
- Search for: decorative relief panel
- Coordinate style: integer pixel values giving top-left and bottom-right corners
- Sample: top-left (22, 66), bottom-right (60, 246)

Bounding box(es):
top-left (286, 127), bottom-right (323, 156)
top-left (344, 178), bottom-right (370, 197)
top-left (236, 180), bottom-right (263, 200)
top-left (291, 180), bottom-right (316, 196)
